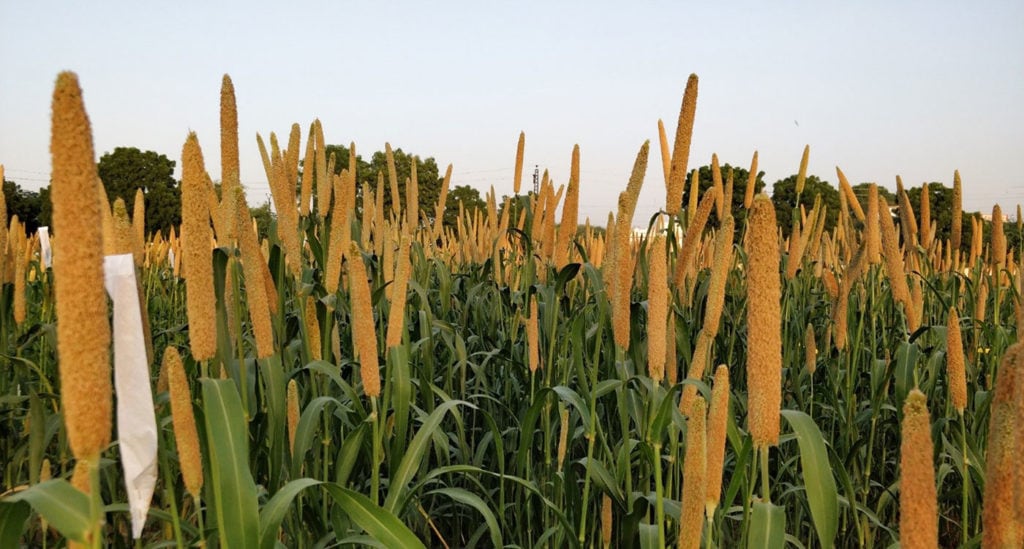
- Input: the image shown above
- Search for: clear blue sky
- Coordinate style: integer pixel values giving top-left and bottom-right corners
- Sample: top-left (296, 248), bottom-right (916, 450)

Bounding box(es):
top-left (2, 1), bottom-right (1022, 225)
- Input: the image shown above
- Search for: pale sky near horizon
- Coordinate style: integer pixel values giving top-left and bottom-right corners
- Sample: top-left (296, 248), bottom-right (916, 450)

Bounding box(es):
top-left (2, 1), bottom-right (1022, 226)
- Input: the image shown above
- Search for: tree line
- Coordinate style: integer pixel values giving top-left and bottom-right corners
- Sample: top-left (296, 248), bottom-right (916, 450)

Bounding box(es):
top-left (3, 149), bottom-right (1013, 253)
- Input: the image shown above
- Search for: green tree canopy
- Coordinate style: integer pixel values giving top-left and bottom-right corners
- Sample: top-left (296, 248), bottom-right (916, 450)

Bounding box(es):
top-left (679, 161), bottom-right (767, 239)
top-left (770, 174), bottom-right (840, 239)
top-left (444, 184), bottom-right (487, 229)
top-left (324, 144), bottom-right (443, 224)
top-left (97, 147), bottom-right (181, 235)
top-left (904, 182), bottom-right (957, 248)
top-left (2, 179), bottom-right (44, 233)
top-left (850, 182), bottom-right (894, 209)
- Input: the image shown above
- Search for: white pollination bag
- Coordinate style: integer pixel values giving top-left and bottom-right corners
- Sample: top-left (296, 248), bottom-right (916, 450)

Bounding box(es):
top-left (104, 253), bottom-right (157, 538)
top-left (38, 227), bottom-right (52, 268)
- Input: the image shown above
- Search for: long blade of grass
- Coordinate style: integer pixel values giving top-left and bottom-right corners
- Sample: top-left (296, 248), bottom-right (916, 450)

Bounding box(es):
top-left (5, 480), bottom-right (90, 542)
top-left (384, 399), bottom-right (472, 514)
top-left (201, 378), bottom-right (259, 549)
top-left (747, 502), bottom-right (786, 549)
top-left (323, 483), bottom-right (426, 549)
top-left (781, 409), bottom-right (839, 549)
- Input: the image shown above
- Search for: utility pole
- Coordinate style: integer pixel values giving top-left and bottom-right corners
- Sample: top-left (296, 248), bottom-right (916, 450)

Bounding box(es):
top-left (532, 165), bottom-right (539, 195)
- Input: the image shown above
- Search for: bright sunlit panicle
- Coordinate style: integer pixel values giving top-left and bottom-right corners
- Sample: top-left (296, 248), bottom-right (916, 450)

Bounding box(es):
top-left (348, 242), bottom-right (380, 398)
top-left (50, 71), bottom-right (112, 461)
top-left (679, 395), bottom-right (707, 549)
top-left (666, 74), bottom-right (698, 216)
top-left (165, 347), bottom-right (203, 499)
top-left (899, 389), bottom-right (937, 549)
top-left (746, 194), bottom-right (781, 448)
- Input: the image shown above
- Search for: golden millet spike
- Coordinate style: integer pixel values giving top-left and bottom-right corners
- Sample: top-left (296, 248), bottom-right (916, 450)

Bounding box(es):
top-left (554, 145), bottom-right (580, 269)
top-left (746, 194), bottom-right (781, 448)
top-left (879, 196), bottom-right (917, 331)
top-left (287, 378), bottom-right (300, 456)
top-left (233, 187), bottom-right (275, 358)
top-left (795, 144), bottom-right (810, 195)
top-left (50, 71), bottom-right (112, 461)
top-left (513, 131), bottom-right (525, 195)
top-left (304, 296), bottom-right (322, 361)
top-left (678, 395), bottom-right (707, 549)
top-left (385, 142), bottom-right (401, 218)
top-left (951, 170), bottom-right (962, 253)
top-left (348, 242), bottom-right (381, 397)
top-left (657, 119), bottom-right (671, 188)
top-left (166, 347), bottom-right (204, 499)
top-left (919, 182), bottom-right (931, 249)
top-left (181, 132), bottom-right (218, 361)
top-left (899, 389), bottom-right (938, 549)
top-left (981, 343), bottom-right (1024, 548)
top-left (385, 231), bottom-right (411, 351)
top-left (705, 365), bottom-right (730, 519)
top-left (672, 187), bottom-right (718, 290)
top-left (527, 295), bottom-right (540, 373)
top-left (804, 323), bottom-right (817, 374)
top-left (836, 167), bottom-right (865, 222)
top-left (667, 74), bottom-right (698, 217)
top-left (946, 308), bottom-right (967, 414)
top-left (220, 74), bottom-right (240, 196)
top-left (991, 204), bottom-right (1006, 270)
top-left (865, 183), bottom-right (881, 265)
top-left (744, 151), bottom-right (758, 209)
top-left (647, 231), bottom-right (667, 382)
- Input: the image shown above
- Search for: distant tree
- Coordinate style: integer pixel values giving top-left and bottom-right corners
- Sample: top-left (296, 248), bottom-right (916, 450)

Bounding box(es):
top-left (323, 144), bottom-right (443, 225)
top-left (904, 182), bottom-right (957, 247)
top-left (770, 175), bottom-right (840, 239)
top-left (851, 182), bottom-right (894, 209)
top-left (679, 162), bottom-right (767, 239)
top-left (97, 147), bottom-right (181, 235)
top-left (2, 179), bottom-right (43, 233)
top-left (250, 200), bottom-right (276, 240)
top-left (37, 186), bottom-right (52, 229)
top-left (444, 185), bottom-right (487, 229)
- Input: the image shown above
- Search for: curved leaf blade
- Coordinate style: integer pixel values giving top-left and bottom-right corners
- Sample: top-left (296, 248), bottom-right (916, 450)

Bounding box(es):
top-left (781, 409), bottom-right (839, 549)
top-left (202, 379), bottom-right (259, 549)
top-left (323, 484), bottom-right (426, 549)
top-left (6, 480), bottom-right (90, 543)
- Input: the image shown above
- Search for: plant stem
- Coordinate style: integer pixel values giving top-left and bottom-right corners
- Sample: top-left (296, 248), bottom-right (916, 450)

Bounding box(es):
top-left (653, 441), bottom-right (665, 549)
top-left (959, 411), bottom-right (970, 545)
top-left (370, 395), bottom-right (382, 505)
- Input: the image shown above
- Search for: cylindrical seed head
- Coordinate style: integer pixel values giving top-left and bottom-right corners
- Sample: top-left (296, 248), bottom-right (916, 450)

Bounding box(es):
top-left (951, 170), bottom-right (962, 252)
top-left (919, 182), bottom-right (931, 249)
top-left (744, 151), bottom-right (758, 210)
top-left (166, 347), bottom-right (204, 499)
top-left (385, 232), bottom-right (411, 351)
top-left (647, 234), bottom-right (667, 382)
top-left (678, 396), bottom-right (707, 549)
top-left (746, 194), bottom-right (781, 448)
top-left (704, 365), bottom-right (730, 518)
top-left (527, 295), bottom-right (540, 373)
top-left (946, 308), bottom-right (967, 414)
top-left (513, 132), bottom-right (525, 195)
top-left (899, 389), bottom-right (938, 549)
top-left (181, 133), bottom-right (217, 361)
top-left (50, 72), bottom-right (112, 461)
top-left (287, 378), bottom-right (300, 456)
top-left (982, 343), bottom-right (1024, 548)
top-left (348, 243), bottom-right (380, 397)
top-left (991, 204), bottom-right (1006, 270)
top-left (666, 74), bottom-right (698, 216)
top-left (304, 296), bottom-right (322, 361)
top-left (804, 323), bottom-right (817, 374)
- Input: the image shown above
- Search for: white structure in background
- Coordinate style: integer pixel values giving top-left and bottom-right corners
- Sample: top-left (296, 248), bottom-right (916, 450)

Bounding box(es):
top-left (103, 254), bottom-right (158, 539)
top-left (37, 227), bottom-right (52, 268)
